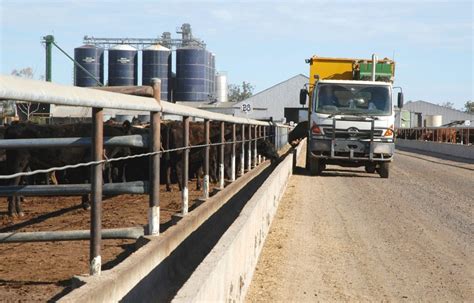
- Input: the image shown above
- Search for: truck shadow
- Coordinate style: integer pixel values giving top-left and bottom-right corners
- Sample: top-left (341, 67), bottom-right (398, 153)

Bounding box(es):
top-left (293, 166), bottom-right (379, 178)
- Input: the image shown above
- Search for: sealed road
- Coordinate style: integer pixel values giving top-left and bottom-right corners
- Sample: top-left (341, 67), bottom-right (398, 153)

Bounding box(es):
top-left (246, 148), bottom-right (473, 302)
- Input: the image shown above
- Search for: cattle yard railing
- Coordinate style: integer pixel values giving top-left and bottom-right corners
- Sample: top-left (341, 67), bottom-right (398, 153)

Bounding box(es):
top-left (397, 127), bottom-right (472, 145)
top-left (0, 75), bottom-right (290, 276)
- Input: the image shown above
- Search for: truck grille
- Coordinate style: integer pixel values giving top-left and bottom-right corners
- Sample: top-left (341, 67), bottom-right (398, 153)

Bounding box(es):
top-left (322, 128), bottom-right (383, 139)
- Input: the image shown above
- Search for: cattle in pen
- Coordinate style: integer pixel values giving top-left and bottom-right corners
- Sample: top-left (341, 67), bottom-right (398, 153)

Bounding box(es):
top-left (3, 121), bottom-right (132, 216)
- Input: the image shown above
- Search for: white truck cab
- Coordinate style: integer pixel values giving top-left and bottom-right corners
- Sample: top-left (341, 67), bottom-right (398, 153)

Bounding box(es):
top-left (300, 55), bottom-right (403, 178)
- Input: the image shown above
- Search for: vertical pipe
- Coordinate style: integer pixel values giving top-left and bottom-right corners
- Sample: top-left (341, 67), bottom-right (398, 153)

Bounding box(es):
top-left (254, 124), bottom-right (258, 166)
top-left (467, 128), bottom-right (470, 145)
top-left (148, 79), bottom-right (161, 235)
top-left (219, 121), bottom-right (225, 189)
top-left (371, 54), bottom-right (377, 82)
top-left (148, 112), bottom-right (160, 235)
top-left (248, 124), bottom-right (252, 171)
top-left (44, 35), bottom-right (54, 82)
top-left (90, 107), bottom-right (103, 276)
top-left (203, 119), bottom-right (210, 199)
top-left (258, 126), bottom-right (262, 164)
top-left (231, 123), bottom-right (236, 181)
top-left (262, 126), bottom-right (266, 162)
top-left (182, 116), bottom-right (189, 215)
top-left (240, 124), bottom-right (245, 176)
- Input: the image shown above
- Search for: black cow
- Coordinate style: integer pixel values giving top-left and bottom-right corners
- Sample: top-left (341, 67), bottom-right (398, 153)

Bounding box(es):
top-left (288, 121), bottom-right (308, 147)
top-left (4, 121), bottom-right (132, 217)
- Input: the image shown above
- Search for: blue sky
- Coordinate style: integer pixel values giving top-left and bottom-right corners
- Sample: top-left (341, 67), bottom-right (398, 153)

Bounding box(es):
top-left (1, 0), bottom-right (472, 109)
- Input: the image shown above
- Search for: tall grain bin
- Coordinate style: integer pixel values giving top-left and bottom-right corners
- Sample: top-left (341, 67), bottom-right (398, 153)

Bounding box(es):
top-left (74, 45), bottom-right (104, 87)
top-left (215, 72), bottom-right (228, 102)
top-left (210, 53), bottom-right (216, 97)
top-left (175, 47), bottom-right (208, 101)
top-left (108, 44), bottom-right (138, 86)
top-left (142, 44), bottom-right (172, 100)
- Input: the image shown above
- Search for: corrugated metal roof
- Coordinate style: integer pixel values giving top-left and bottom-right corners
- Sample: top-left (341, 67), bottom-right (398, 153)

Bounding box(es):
top-left (404, 100), bottom-right (473, 125)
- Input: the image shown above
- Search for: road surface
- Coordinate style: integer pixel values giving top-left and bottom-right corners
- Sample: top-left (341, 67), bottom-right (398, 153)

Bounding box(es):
top-left (246, 148), bottom-right (473, 302)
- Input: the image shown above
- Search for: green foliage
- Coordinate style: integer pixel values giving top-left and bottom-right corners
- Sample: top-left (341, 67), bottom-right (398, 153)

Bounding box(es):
top-left (228, 81), bottom-right (254, 102)
top-left (438, 101), bottom-right (455, 109)
top-left (464, 100), bottom-right (473, 113)
top-left (10, 67), bottom-right (44, 120)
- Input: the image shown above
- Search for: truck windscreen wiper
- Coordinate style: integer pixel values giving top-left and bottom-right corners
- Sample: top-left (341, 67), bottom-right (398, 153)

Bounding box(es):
top-left (345, 112), bottom-right (379, 120)
top-left (327, 111), bottom-right (344, 118)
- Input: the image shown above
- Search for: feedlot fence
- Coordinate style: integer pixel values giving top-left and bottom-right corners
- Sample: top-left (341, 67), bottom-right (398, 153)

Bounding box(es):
top-left (397, 127), bottom-right (472, 145)
top-left (0, 75), bottom-right (290, 276)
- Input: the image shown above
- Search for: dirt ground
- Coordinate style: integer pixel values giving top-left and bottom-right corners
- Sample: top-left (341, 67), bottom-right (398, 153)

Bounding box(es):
top-left (246, 148), bottom-right (473, 302)
top-left (0, 182), bottom-right (205, 302)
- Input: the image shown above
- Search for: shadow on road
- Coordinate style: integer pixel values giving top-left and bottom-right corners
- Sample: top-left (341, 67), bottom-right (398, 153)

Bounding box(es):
top-left (293, 166), bottom-right (379, 178)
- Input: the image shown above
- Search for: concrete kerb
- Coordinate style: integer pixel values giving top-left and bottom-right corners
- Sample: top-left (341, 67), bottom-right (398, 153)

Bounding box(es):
top-left (173, 140), bottom-right (306, 302)
top-left (59, 159), bottom-right (273, 303)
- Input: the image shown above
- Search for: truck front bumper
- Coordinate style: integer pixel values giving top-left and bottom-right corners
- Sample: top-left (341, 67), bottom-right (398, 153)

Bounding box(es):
top-left (310, 138), bottom-right (394, 161)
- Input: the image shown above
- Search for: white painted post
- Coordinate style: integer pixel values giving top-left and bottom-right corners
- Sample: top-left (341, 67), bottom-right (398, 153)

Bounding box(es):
top-left (253, 124), bottom-right (258, 167)
top-left (257, 126), bottom-right (261, 164)
top-left (182, 116), bottom-right (189, 215)
top-left (248, 125), bottom-right (252, 171)
top-left (231, 123), bottom-right (236, 182)
top-left (203, 119), bottom-right (210, 199)
top-left (240, 124), bottom-right (245, 176)
top-left (219, 121), bottom-right (225, 189)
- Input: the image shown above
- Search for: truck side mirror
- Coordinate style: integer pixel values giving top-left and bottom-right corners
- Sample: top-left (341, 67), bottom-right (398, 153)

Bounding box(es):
top-left (300, 89), bottom-right (308, 106)
top-left (397, 92), bottom-right (404, 108)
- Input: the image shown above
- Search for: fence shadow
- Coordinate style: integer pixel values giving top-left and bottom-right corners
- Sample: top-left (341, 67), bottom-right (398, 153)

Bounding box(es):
top-left (0, 204), bottom-right (83, 233)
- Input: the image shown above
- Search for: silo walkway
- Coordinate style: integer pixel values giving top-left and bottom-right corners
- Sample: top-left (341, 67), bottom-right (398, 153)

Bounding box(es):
top-left (246, 148), bottom-right (473, 302)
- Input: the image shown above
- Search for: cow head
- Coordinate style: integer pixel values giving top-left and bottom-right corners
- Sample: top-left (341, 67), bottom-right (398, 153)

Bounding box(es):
top-left (257, 139), bottom-right (279, 162)
top-left (288, 121), bottom-right (308, 147)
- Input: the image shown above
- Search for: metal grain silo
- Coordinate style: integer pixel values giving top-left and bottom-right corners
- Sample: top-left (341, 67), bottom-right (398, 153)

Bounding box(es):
top-left (210, 53), bottom-right (216, 97)
top-left (142, 44), bottom-right (172, 101)
top-left (215, 72), bottom-right (228, 102)
top-left (74, 45), bottom-right (104, 87)
top-left (108, 44), bottom-right (138, 86)
top-left (175, 47), bottom-right (208, 101)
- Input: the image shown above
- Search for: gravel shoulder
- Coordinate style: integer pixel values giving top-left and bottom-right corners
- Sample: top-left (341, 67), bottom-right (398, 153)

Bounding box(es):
top-left (246, 148), bottom-right (473, 302)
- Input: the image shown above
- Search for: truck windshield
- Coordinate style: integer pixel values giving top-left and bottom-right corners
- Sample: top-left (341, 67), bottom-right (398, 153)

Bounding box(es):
top-left (315, 83), bottom-right (391, 115)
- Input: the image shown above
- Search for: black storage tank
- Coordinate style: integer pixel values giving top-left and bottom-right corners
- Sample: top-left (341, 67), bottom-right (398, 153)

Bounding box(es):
top-left (142, 44), bottom-right (171, 101)
top-left (74, 45), bottom-right (104, 87)
top-left (108, 44), bottom-right (138, 86)
top-left (175, 47), bottom-right (208, 101)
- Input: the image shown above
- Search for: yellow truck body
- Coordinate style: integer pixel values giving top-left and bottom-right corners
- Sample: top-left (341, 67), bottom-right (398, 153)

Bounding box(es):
top-left (308, 56), bottom-right (396, 92)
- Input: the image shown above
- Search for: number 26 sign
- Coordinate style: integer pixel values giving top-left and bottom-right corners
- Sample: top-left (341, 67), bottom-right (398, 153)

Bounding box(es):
top-left (241, 103), bottom-right (252, 113)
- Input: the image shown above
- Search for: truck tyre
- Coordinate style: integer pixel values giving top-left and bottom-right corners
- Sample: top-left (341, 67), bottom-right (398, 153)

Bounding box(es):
top-left (310, 158), bottom-right (323, 176)
top-left (377, 162), bottom-right (390, 178)
top-left (365, 163), bottom-right (376, 173)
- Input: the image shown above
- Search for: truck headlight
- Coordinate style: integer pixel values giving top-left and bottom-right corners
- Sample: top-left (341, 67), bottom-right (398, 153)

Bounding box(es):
top-left (384, 125), bottom-right (394, 137)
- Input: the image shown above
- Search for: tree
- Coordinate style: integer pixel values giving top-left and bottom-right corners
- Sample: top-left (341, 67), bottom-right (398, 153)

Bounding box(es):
top-left (463, 100), bottom-right (473, 113)
top-left (438, 101), bottom-right (455, 110)
top-left (10, 68), bottom-right (44, 121)
top-left (228, 81), bottom-right (254, 102)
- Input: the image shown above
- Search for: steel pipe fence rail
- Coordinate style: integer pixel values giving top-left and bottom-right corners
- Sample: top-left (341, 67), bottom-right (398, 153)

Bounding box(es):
top-left (0, 75), bottom-right (270, 126)
top-left (0, 75), bottom-right (290, 277)
top-left (397, 127), bottom-right (472, 145)
top-left (0, 227), bottom-right (144, 243)
top-left (0, 134), bottom-right (277, 180)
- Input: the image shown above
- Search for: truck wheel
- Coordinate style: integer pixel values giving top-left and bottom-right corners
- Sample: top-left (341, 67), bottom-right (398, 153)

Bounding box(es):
top-left (377, 162), bottom-right (390, 178)
top-left (310, 158), bottom-right (324, 176)
top-left (365, 163), bottom-right (376, 173)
